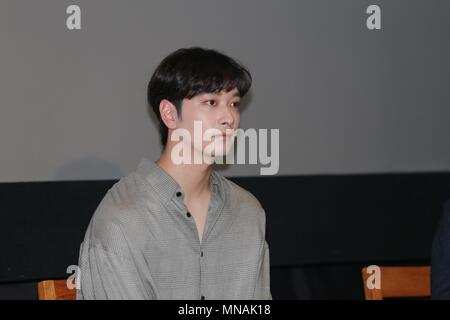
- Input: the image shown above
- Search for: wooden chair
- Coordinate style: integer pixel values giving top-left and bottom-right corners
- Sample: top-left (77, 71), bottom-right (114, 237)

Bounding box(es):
top-left (37, 280), bottom-right (77, 300)
top-left (361, 266), bottom-right (431, 300)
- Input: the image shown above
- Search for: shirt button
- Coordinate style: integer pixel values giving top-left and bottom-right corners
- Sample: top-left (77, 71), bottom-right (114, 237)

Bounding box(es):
top-left (201, 295), bottom-right (205, 300)
top-left (176, 191), bottom-right (182, 197)
top-left (186, 212), bottom-right (191, 218)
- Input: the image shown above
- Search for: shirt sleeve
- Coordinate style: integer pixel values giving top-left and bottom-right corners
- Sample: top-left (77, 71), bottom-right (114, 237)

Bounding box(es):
top-left (76, 242), bottom-right (155, 300)
top-left (253, 240), bottom-right (272, 300)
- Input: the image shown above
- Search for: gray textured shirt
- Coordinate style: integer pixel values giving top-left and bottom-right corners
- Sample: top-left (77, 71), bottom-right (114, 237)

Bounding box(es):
top-left (76, 158), bottom-right (272, 300)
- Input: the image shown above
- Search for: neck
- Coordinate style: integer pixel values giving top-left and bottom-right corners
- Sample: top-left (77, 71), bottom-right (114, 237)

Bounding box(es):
top-left (155, 144), bottom-right (213, 200)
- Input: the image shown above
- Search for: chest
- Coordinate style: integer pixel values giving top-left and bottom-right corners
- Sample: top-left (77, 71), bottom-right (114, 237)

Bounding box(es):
top-left (184, 193), bottom-right (211, 241)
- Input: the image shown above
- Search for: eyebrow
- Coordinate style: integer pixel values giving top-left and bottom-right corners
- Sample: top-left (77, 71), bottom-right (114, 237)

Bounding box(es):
top-left (201, 91), bottom-right (241, 98)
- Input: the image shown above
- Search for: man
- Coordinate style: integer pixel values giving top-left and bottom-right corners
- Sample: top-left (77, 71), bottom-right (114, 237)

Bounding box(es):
top-left (76, 47), bottom-right (272, 299)
top-left (431, 199), bottom-right (450, 299)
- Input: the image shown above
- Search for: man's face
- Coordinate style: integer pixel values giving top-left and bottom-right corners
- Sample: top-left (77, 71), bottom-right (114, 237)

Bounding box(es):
top-left (172, 87), bottom-right (241, 162)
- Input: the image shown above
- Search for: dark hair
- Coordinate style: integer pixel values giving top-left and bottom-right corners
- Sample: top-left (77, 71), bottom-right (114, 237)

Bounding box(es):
top-left (147, 47), bottom-right (252, 147)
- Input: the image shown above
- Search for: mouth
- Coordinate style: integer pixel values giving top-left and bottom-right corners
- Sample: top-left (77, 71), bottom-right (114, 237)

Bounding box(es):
top-left (215, 133), bottom-right (233, 139)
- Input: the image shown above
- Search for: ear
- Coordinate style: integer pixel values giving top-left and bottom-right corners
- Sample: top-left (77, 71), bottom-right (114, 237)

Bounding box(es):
top-left (159, 99), bottom-right (180, 129)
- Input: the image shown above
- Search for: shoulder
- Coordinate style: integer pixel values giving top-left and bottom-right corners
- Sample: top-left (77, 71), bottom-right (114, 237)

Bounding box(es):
top-left (431, 200), bottom-right (450, 298)
top-left (219, 175), bottom-right (267, 225)
top-left (434, 200), bottom-right (450, 244)
top-left (224, 177), bottom-right (263, 209)
top-left (82, 172), bottom-right (152, 256)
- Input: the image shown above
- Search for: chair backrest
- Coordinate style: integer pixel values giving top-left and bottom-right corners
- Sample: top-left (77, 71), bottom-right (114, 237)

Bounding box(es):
top-left (37, 280), bottom-right (76, 300)
top-left (361, 266), bottom-right (431, 300)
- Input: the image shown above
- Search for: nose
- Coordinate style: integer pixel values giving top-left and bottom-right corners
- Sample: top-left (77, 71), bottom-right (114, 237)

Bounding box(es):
top-left (219, 103), bottom-right (236, 128)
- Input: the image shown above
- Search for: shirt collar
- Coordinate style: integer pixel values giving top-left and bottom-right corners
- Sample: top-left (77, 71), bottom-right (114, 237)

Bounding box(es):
top-left (135, 158), bottom-right (220, 206)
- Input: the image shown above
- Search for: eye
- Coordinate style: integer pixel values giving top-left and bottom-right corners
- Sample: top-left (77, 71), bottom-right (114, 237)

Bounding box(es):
top-left (231, 101), bottom-right (241, 108)
top-left (205, 100), bottom-right (217, 106)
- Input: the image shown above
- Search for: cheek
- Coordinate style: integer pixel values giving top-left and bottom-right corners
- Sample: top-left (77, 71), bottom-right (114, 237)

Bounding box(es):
top-left (234, 111), bottom-right (241, 126)
top-left (179, 109), bottom-right (206, 130)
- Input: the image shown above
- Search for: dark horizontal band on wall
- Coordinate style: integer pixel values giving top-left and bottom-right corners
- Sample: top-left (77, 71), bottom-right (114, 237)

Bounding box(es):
top-left (1, 172), bottom-right (450, 282)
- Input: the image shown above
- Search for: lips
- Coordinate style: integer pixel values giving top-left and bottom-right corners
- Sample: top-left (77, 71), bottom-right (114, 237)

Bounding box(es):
top-left (211, 129), bottom-right (236, 140)
top-left (216, 133), bottom-right (232, 139)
